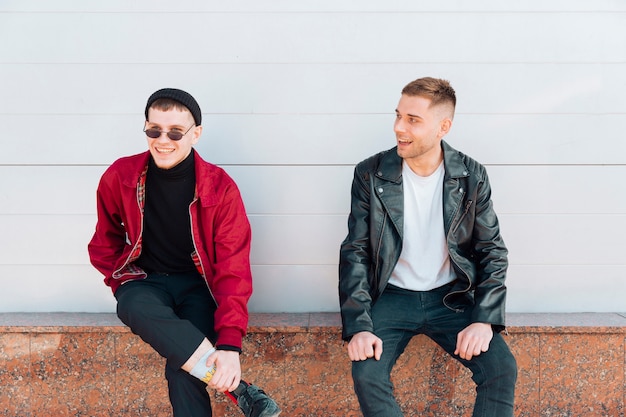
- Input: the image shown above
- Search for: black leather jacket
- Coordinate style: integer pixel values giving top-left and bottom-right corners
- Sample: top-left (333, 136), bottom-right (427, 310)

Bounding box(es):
top-left (339, 140), bottom-right (508, 340)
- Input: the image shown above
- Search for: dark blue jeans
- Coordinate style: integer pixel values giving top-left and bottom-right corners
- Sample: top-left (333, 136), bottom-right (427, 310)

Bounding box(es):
top-left (351, 284), bottom-right (517, 417)
top-left (115, 272), bottom-right (218, 417)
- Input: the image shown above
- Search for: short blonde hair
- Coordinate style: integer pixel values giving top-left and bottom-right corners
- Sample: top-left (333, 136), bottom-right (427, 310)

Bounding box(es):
top-left (401, 77), bottom-right (456, 115)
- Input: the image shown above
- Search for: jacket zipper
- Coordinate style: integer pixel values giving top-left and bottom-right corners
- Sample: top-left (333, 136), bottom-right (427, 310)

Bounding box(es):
top-left (374, 215), bottom-right (387, 286)
top-left (443, 195), bottom-right (472, 312)
top-left (444, 253), bottom-right (472, 313)
top-left (451, 200), bottom-right (473, 234)
top-left (112, 182), bottom-right (146, 280)
top-left (188, 198), bottom-right (218, 306)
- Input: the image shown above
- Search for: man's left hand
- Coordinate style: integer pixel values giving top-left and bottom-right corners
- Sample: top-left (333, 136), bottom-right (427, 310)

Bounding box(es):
top-left (454, 322), bottom-right (493, 360)
top-left (205, 350), bottom-right (241, 392)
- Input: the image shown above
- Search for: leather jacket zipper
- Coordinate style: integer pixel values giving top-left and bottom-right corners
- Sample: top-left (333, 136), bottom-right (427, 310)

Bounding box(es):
top-left (444, 198), bottom-right (473, 312)
top-left (451, 200), bottom-right (473, 234)
top-left (374, 215), bottom-right (387, 286)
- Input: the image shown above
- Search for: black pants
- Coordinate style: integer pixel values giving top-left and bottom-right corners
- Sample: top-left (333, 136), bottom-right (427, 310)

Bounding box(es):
top-left (352, 284), bottom-right (517, 417)
top-left (115, 272), bottom-right (218, 417)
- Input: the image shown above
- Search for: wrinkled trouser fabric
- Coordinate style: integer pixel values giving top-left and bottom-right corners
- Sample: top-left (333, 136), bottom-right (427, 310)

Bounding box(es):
top-left (351, 283), bottom-right (517, 417)
top-left (115, 272), bottom-right (217, 417)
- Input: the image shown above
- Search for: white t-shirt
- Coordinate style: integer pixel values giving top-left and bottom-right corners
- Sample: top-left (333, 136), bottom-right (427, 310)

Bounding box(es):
top-left (388, 160), bottom-right (455, 291)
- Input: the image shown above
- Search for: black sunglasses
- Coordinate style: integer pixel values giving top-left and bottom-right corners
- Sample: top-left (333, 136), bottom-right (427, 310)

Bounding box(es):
top-left (143, 123), bottom-right (195, 141)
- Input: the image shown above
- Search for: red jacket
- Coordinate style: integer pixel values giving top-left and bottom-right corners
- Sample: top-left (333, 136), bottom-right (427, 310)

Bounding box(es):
top-left (88, 150), bottom-right (252, 348)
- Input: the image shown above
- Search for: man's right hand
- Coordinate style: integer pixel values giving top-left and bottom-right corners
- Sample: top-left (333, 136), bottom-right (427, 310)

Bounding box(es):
top-left (347, 331), bottom-right (383, 361)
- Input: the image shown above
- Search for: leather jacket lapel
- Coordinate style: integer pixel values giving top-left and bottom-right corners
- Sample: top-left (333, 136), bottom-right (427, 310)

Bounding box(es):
top-left (441, 141), bottom-right (470, 234)
top-left (373, 150), bottom-right (404, 238)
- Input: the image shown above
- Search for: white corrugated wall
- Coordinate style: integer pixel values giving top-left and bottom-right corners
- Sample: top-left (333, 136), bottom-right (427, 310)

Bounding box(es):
top-left (0, 1), bottom-right (624, 313)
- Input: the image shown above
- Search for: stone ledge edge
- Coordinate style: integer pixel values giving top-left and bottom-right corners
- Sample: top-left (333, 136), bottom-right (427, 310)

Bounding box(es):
top-left (0, 312), bottom-right (625, 334)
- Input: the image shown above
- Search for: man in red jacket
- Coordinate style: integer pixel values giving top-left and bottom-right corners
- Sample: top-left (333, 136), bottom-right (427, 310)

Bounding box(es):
top-left (88, 88), bottom-right (280, 417)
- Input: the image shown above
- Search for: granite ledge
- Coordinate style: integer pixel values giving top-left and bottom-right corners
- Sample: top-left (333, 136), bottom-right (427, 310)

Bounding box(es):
top-left (0, 312), bottom-right (129, 333)
top-left (0, 312), bottom-right (624, 334)
top-left (506, 312), bottom-right (626, 334)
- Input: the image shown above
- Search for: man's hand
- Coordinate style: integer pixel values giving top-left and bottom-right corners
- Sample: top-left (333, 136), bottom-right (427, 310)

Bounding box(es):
top-left (347, 331), bottom-right (383, 361)
top-left (455, 322), bottom-right (493, 360)
top-left (205, 350), bottom-right (241, 392)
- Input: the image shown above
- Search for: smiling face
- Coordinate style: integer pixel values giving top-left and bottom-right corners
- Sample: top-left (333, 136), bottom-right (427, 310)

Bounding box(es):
top-left (394, 94), bottom-right (452, 175)
top-left (145, 107), bottom-right (202, 169)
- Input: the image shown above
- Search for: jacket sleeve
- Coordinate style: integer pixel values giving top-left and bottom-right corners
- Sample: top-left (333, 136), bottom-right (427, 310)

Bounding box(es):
top-left (206, 182), bottom-right (253, 349)
top-left (469, 168), bottom-right (509, 328)
top-left (88, 169), bottom-right (127, 282)
top-left (339, 166), bottom-right (376, 341)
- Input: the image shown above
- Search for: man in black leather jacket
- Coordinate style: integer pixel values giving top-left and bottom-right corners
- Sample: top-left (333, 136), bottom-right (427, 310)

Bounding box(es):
top-left (339, 77), bottom-right (517, 417)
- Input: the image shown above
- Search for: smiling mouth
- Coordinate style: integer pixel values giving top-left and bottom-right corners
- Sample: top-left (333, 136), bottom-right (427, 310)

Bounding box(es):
top-left (398, 138), bottom-right (412, 144)
top-left (156, 147), bottom-right (175, 154)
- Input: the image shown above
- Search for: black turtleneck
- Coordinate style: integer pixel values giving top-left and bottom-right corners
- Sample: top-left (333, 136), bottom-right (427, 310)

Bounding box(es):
top-left (136, 150), bottom-right (197, 274)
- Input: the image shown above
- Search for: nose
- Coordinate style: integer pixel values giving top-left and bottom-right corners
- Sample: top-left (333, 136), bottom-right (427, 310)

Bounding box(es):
top-left (394, 117), bottom-right (406, 133)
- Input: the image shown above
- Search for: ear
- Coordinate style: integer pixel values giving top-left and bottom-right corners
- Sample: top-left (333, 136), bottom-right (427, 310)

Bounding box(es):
top-left (438, 117), bottom-right (452, 138)
top-left (190, 125), bottom-right (203, 145)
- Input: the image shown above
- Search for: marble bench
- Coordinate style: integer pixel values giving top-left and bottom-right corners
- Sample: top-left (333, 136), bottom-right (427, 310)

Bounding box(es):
top-left (1, 312), bottom-right (625, 416)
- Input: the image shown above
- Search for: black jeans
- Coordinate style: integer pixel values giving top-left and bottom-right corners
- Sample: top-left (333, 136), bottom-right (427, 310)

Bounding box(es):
top-left (351, 284), bottom-right (517, 417)
top-left (115, 272), bottom-right (218, 417)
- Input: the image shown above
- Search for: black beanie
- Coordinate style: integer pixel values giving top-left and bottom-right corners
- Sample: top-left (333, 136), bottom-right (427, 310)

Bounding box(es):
top-left (145, 88), bottom-right (202, 126)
